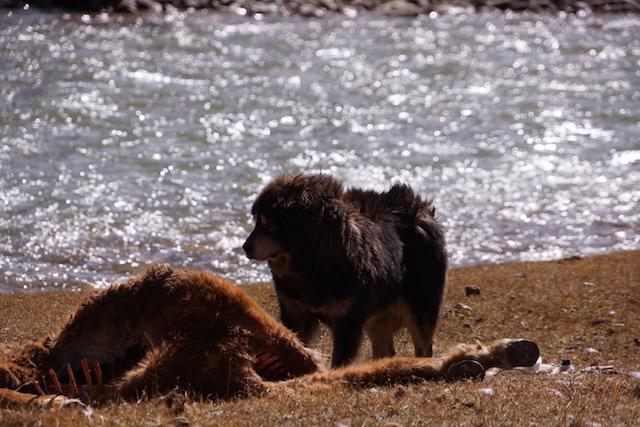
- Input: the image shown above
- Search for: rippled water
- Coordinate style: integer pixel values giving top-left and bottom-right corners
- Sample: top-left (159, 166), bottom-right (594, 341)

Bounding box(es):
top-left (1, 9), bottom-right (639, 291)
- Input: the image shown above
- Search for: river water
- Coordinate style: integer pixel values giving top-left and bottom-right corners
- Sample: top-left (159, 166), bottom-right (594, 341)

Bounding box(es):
top-left (1, 9), bottom-right (639, 291)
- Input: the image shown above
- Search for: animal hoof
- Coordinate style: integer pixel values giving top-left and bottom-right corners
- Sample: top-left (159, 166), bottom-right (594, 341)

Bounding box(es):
top-left (505, 340), bottom-right (540, 367)
top-left (446, 359), bottom-right (485, 381)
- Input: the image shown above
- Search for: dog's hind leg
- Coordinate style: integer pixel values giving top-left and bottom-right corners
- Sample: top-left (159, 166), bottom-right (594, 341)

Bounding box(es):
top-left (365, 311), bottom-right (401, 359)
top-left (406, 315), bottom-right (436, 357)
top-left (403, 215), bottom-right (448, 357)
top-left (397, 298), bottom-right (436, 357)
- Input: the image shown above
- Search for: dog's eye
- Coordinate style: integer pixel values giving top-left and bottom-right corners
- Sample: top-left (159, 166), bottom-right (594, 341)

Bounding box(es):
top-left (259, 214), bottom-right (271, 228)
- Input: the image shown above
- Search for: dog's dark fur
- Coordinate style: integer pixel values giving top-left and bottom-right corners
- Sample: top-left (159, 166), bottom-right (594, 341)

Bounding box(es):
top-left (243, 175), bottom-right (447, 367)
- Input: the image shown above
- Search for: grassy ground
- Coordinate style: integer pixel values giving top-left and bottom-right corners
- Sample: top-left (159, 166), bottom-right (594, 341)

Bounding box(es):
top-left (1, 251), bottom-right (639, 426)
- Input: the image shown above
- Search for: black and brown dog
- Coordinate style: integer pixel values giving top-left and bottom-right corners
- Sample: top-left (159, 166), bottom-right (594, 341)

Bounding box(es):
top-left (243, 175), bottom-right (447, 367)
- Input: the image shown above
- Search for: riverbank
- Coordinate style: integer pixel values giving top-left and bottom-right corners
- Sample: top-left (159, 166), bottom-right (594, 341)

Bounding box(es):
top-left (1, 250), bottom-right (639, 424)
top-left (1, 0), bottom-right (639, 16)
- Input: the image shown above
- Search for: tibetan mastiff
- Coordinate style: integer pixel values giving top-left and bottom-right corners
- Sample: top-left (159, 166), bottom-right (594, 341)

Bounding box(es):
top-left (243, 175), bottom-right (447, 367)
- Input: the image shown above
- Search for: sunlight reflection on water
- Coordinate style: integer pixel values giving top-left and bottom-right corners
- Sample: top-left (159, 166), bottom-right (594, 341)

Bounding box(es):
top-left (0, 10), bottom-right (639, 290)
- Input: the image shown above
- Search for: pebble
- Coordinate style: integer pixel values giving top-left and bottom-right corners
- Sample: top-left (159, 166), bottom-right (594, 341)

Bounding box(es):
top-left (465, 286), bottom-right (481, 296)
top-left (479, 387), bottom-right (494, 396)
top-left (455, 302), bottom-right (472, 311)
top-left (375, 0), bottom-right (425, 16)
top-left (173, 417), bottom-right (190, 427)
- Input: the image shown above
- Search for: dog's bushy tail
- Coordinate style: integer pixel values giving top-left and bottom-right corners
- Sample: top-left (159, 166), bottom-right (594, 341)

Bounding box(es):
top-left (382, 184), bottom-right (436, 219)
top-left (388, 184), bottom-right (447, 324)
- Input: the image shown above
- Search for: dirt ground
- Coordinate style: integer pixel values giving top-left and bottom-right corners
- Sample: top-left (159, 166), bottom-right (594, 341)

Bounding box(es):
top-left (1, 250), bottom-right (639, 426)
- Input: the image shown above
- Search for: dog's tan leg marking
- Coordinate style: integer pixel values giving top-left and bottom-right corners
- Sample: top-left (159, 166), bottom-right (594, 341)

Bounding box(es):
top-left (394, 299), bottom-right (435, 357)
top-left (406, 319), bottom-right (435, 357)
top-left (365, 312), bottom-right (401, 359)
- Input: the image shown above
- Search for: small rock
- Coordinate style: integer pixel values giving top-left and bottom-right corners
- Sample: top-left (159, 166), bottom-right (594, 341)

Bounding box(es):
top-left (116, 0), bottom-right (137, 12)
top-left (376, 0), bottom-right (425, 16)
top-left (351, 0), bottom-right (380, 9)
top-left (320, 0), bottom-right (340, 10)
top-left (586, 347), bottom-right (599, 354)
top-left (393, 387), bottom-right (406, 398)
top-left (465, 286), bottom-right (481, 296)
top-left (634, 338), bottom-right (640, 346)
top-left (513, 272), bottom-right (527, 278)
top-left (251, 2), bottom-right (279, 13)
top-left (581, 365), bottom-right (616, 374)
top-left (559, 360), bottom-right (573, 373)
top-left (298, 3), bottom-right (324, 17)
top-left (479, 387), bottom-right (494, 396)
top-left (600, 366), bottom-right (617, 375)
top-left (455, 302), bottom-right (472, 311)
top-left (173, 417), bottom-right (190, 427)
top-left (137, 0), bottom-right (163, 12)
top-left (583, 281), bottom-right (595, 286)
top-left (342, 6), bottom-right (358, 16)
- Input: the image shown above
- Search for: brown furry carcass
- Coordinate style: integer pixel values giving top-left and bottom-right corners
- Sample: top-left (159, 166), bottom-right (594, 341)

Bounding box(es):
top-left (0, 265), bottom-right (539, 407)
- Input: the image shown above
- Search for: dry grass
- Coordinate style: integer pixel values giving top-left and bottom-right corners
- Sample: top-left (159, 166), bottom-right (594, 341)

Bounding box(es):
top-left (1, 251), bottom-right (639, 426)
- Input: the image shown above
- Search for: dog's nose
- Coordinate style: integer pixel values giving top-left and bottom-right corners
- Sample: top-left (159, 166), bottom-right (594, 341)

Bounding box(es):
top-left (242, 240), bottom-right (253, 257)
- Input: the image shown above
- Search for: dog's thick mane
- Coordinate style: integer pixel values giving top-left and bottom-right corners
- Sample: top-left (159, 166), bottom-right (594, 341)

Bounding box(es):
top-left (252, 175), bottom-right (444, 310)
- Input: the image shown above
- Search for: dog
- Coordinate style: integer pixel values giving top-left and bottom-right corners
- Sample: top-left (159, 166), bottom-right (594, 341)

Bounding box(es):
top-left (0, 264), bottom-right (539, 407)
top-left (243, 175), bottom-right (447, 367)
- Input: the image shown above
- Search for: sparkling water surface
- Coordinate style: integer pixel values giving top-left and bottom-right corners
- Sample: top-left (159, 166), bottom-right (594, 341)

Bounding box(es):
top-left (1, 9), bottom-right (639, 291)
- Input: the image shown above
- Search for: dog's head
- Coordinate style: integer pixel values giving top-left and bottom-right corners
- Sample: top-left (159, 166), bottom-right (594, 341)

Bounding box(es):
top-left (242, 175), bottom-right (344, 268)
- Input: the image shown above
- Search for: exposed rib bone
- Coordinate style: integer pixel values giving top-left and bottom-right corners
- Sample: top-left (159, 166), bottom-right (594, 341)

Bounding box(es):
top-left (81, 359), bottom-right (92, 387)
top-left (31, 380), bottom-right (45, 396)
top-left (48, 369), bottom-right (62, 395)
top-left (93, 361), bottom-right (103, 387)
top-left (66, 364), bottom-right (79, 397)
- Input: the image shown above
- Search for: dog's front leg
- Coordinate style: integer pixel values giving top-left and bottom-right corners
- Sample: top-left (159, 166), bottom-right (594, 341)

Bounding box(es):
top-left (330, 315), bottom-right (366, 368)
top-left (278, 300), bottom-right (321, 346)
